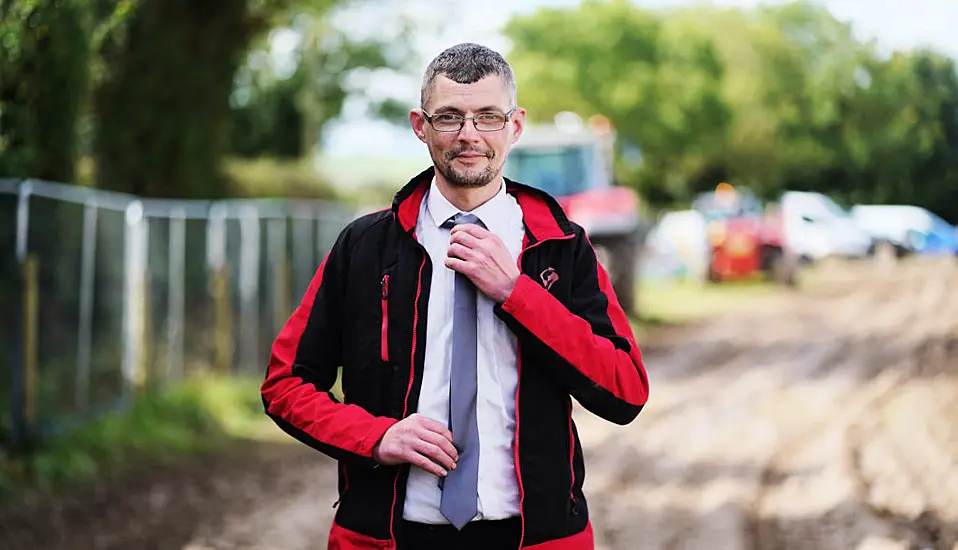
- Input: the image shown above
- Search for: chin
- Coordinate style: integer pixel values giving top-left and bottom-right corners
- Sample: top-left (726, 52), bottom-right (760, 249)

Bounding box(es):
top-left (437, 163), bottom-right (494, 189)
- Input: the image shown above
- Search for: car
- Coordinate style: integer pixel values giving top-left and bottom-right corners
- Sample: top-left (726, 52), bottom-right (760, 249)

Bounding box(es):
top-left (851, 204), bottom-right (958, 257)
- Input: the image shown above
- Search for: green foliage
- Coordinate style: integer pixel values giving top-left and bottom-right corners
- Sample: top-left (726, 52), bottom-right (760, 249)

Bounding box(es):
top-left (0, 0), bottom-right (92, 181)
top-left (0, 375), bottom-right (264, 498)
top-left (92, 0), bottom-right (253, 198)
top-left (505, 0), bottom-right (731, 203)
top-left (504, 0), bottom-right (958, 222)
top-left (230, 5), bottom-right (416, 159)
top-left (3, 0), bottom-right (409, 201)
top-left (225, 156), bottom-right (339, 199)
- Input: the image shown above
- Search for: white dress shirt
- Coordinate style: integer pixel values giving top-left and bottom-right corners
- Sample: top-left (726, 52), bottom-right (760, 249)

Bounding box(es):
top-left (402, 177), bottom-right (525, 524)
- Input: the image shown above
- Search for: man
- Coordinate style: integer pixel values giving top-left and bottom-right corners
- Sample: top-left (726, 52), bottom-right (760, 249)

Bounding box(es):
top-left (261, 42), bottom-right (649, 550)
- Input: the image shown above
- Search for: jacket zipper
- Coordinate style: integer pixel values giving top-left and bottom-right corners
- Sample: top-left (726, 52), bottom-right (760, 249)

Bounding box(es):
top-left (568, 399), bottom-right (577, 510)
top-left (389, 253), bottom-right (427, 547)
top-left (513, 233), bottom-right (575, 549)
top-left (513, 344), bottom-right (526, 550)
top-left (381, 274), bottom-right (390, 362)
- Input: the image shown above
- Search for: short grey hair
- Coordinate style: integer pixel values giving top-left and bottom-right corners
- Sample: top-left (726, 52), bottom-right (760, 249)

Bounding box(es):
top-left (420, 43), bottom-right (517, 110)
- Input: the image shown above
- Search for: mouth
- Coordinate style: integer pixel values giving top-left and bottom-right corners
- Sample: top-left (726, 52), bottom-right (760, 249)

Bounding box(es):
top-left (449, 147), bottom-right (492, 160)
top-left (453, 154), bottom-right (489, 165)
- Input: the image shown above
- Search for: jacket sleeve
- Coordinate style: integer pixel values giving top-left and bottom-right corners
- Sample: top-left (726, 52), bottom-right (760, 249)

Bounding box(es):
top-left (494, 231), bottom-right (649, 425)
top-left (261, 227), bottom-right (398, 467)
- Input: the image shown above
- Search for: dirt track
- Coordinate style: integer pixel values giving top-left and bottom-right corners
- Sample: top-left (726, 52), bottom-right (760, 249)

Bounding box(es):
top-left (2, 257), bottom-right (957, 550)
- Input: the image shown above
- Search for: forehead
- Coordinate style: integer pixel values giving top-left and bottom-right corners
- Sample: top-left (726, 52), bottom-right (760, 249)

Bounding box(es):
top-left (427, 74), bottom-right (512, 112)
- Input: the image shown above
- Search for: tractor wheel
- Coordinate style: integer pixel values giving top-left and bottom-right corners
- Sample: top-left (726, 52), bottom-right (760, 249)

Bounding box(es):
top-left (763, 246), bottom-right (797, 286)
top-left (592, 233), bottom-right (639, 318)
top-left (706, 253), bottom-right (722, 284)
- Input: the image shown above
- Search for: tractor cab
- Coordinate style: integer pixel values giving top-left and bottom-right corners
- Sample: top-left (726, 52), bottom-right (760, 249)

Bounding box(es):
top-left (504, 113), bottom-right (644, 315)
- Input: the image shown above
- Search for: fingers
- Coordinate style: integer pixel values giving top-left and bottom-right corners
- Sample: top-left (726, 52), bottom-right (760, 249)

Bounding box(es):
top-left (450, 223), bottom-right (491, 240)
top-left (405, 415), bottom-right (458, 475)
top-left (421, 429), bottom-right (459, 463)
top-left (417, 415), bottom-right (455, 443)
top-left (449, 229), bottom-right (484, 249)
top-left (444, 256), bottom-right (469, 273)
top-left (447, 242), bottom-right (478, 262)
top-left (409, 450), bottom-right (448, 477)
top-left (413, 438), bottom-right (457, 472)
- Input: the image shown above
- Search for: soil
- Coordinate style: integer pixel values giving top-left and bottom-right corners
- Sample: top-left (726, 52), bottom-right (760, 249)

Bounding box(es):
top-left (2, 256), bottom-right (957, 550)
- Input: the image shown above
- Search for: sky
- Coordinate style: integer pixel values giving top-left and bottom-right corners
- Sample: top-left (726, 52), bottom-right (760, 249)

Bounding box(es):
top-left (315, 0), bottom-right (958, 161)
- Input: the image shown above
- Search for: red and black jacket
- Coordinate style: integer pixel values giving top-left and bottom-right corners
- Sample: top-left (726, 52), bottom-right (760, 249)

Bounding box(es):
top-left (261, 166), bottom-right (650, 550)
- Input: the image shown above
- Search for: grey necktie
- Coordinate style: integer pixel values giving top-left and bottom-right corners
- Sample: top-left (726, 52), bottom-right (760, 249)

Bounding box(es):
top-left (438, 212), bottom-right (481, 530)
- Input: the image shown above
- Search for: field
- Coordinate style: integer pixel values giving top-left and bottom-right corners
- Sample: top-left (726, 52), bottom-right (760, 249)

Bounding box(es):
top-left (1, 257), bottom-right (957, 550)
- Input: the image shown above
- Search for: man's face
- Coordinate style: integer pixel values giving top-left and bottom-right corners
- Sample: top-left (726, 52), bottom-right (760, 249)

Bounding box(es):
top-left (410, 74), bottom-right (525, 189)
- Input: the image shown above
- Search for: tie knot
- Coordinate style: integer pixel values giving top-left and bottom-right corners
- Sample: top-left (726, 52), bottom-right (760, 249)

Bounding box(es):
top-left (442, 212), bottom-right (483, 230)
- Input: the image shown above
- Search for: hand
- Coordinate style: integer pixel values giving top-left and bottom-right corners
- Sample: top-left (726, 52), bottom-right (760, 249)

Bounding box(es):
top-left (445, 224), bottom-right (520, 303)
top-left (372, 414), bottom-right (459, 477)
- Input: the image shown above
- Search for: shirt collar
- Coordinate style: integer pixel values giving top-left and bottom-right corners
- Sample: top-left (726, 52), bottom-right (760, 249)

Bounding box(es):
top-left (425, 176), bottom-right (515, 235)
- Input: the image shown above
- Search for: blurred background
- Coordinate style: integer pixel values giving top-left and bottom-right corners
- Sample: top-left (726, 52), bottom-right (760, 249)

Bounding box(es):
top-left (2, 0), bottom-right (957, 548)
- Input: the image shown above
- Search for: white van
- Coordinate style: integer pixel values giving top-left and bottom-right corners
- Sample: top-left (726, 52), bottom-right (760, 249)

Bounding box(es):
top-left (779, 191), bottom-right (874, 262)
top-left (851, 204), bottom-right (958, 256)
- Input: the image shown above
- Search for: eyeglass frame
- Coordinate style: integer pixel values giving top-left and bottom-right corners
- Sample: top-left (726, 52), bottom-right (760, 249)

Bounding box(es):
top-left (421, 107), bottom-right (518, 132)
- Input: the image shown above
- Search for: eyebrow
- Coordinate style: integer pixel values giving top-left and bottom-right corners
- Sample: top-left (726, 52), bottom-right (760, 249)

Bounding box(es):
top-left (432, 105), bottom-right (505, 114)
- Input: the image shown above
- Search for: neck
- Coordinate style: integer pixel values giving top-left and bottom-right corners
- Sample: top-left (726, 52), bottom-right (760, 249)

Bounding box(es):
top-left (434, 173), bottom-right (501, 212)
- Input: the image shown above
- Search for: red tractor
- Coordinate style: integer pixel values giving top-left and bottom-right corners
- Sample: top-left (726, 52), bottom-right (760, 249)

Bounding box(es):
top-left (504, 113), bottom-right (645, 316)
top-left (692, 183), bottom-right (796, 285)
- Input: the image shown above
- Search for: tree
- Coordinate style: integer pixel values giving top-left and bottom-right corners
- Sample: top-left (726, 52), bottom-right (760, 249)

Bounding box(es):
top-left (504, 0), bottom-right (731, 204)
top-left (230, 8), bottom-right (413, 159)
top-left (92, 0), bottom-right (410, 198)
top-left (0, 0), bottom-right (92, 182)
top-left (504, 0), bottom-right (958, 221)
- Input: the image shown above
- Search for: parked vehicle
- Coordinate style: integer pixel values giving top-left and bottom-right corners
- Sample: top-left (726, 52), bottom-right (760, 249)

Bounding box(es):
top-left (851, 204), bottom-right (958, 257)
top-left (779, 191), bottom-right (874, 262)
top-left (691, 183), bottom-right (795, 285)
top-left (504, 113), bottom-right (646, 315)
top-left (645, 209), bottom-right (710, 282)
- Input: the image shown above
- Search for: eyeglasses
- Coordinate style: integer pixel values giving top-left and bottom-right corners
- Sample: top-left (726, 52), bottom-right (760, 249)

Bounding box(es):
top-left (422, 108), bottom-right (517, 132)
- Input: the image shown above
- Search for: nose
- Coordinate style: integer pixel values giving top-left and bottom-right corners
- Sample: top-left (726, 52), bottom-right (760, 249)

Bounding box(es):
top-left (457, 118), bottom-right (482, 141)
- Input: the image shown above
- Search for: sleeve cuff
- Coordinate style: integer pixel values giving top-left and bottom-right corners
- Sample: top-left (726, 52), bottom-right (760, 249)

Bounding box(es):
top-left (358, 416), bottom-right (400, 457)
top-left (501, 274), bottom-right (540, 316)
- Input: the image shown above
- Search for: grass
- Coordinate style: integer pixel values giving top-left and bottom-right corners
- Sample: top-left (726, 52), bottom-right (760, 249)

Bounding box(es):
top-left (224, 156), bottom-right (340, 200)
top-left (0, 278), bottom-right (776, 500)
top-left (0, 374), bottom-right (267, 500)
top-left (635, 277), bottom-right (780, 326)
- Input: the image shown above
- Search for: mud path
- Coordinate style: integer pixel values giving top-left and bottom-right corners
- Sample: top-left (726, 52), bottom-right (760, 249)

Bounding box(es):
top-left (582, 258), bottom-right (958, 550)
top-left (2, 258), bottom-right (956, 550)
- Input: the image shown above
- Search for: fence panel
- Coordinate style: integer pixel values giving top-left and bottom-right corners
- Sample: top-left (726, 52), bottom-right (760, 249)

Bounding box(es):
top-left (1, 180), bottom-right (21, 442)
top-left (1, 179), bottom-right (364, 449)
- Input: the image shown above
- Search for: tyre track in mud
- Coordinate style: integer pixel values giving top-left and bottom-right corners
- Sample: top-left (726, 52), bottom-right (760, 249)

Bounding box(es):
top-left (749, 260), bottom-right (958, 550)
top-left (579, 259), bottom-right (958, 550)
top-left (842, 308), bottom-right (958, 549)
top-left (579, 300), bottom-right (851, 550)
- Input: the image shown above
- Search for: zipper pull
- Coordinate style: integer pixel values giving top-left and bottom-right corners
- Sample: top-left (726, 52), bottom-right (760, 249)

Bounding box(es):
top-left (381, 274), bottom-right (389, 299)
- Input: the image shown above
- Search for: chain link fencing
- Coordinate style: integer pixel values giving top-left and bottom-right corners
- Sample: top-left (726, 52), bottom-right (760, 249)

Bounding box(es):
top-left (0, 178), bottom-right (363, 449)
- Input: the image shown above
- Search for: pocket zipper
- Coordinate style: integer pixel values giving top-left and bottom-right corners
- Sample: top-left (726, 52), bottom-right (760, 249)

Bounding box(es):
top-left (380, 274), bottom-right (390, 362)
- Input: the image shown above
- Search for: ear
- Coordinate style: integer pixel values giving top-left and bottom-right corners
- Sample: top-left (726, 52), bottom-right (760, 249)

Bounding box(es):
top-left (509, 107), bottom-right (526, 145)
top-left (409, 109), bottom-right (427, 143)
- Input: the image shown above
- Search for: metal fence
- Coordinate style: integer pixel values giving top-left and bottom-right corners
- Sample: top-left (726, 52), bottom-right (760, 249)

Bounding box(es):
top-left (0, 178), bottom-right (362, 448)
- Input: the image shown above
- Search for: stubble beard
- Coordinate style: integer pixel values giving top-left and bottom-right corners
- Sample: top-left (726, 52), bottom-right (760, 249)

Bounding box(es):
top-left (434, 146), bottom-right (500, 189)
